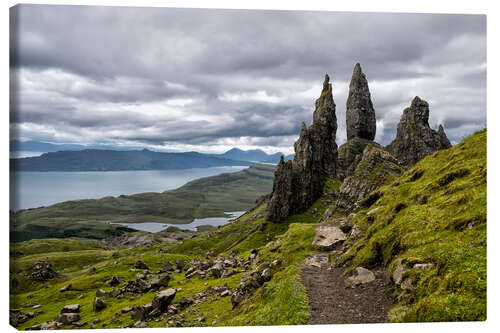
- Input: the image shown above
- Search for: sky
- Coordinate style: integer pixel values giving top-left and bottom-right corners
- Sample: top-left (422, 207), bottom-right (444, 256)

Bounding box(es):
top-left (9, 5), bottom-right (486, 154)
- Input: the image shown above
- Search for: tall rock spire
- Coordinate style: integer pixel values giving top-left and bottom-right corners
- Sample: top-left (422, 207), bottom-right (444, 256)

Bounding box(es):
top-left (346, 63), bottom-right (376, 141)
top-left (266, 74), bottom-right (338, 222)
top-left (337, 63), bottom-right (377, 180)
top-left (386, 96), bottom-right (452, 166)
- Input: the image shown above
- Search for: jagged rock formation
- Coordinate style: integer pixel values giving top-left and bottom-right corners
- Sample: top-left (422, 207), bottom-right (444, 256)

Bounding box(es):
top-left (266, 74), bottom-right (338, 222)
top-left (387, 96), bottom-right (452, 167)
top-left (337, 137), bottom-right (373, 181)
top-left (338, 64), bottom-right (377, 180)
top-left (336, 144), bottom-right (404, 210)
top-left (346, 63), bottom-right (376, 141)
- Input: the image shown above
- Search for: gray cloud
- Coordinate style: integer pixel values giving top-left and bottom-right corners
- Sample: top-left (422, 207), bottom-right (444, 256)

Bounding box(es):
top-left (10, 5), bottom-right (486, 154)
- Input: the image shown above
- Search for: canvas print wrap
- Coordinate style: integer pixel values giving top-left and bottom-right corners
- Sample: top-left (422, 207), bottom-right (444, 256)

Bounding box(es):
top-left (9, 5), bottom-right (486, 329)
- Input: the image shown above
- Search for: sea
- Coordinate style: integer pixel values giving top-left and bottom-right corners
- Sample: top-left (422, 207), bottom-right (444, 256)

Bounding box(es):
top-left (9, 165), bottom-right (247, 212)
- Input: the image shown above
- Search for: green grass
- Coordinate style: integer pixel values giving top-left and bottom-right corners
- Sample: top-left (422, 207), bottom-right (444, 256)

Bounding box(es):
top-left (338, 129), bottom-right (486, 322)
top-left (9, 130), bottom-right (486, 327)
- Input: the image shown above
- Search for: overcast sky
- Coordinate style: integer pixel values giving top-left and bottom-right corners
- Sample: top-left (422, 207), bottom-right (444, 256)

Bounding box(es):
top-left (10, 5), bottom-right (486, 154)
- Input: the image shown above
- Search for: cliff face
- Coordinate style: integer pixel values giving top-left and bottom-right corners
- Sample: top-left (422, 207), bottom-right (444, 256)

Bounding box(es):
top-left (338, 64), bottom-right (377, 180)
top-left (266, 74), bottom-right (338, 222)
top-left (386, 96), bottom-right (452, 167)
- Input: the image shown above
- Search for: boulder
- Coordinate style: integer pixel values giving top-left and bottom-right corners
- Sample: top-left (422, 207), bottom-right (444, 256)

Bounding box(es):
top-left (96, 289), bottom-right (107, 297)
top-left (149, 275), bottom-right (171, 289)
top-left (61, 304), bottom-right (80, 313)
top-left (93, 297), bottom-right (106, 312)
top-left (55, 313), bottom-right (80, 324)
top-left (106, 276), bottom-right (121, 287)
top-left (312, 225), bottom-right (347, 250)
top-left (152, 288), bottom-right (176, 312)
top-left (31, 321), bottom-right (62, 330)
top-left (344, 267), bottom-right (376, 287)
top-left (387, 96), bottom-right (452, 167)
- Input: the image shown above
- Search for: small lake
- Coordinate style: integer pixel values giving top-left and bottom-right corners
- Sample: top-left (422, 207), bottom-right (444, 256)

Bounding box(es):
top-left (10, 166), bottom-right (247, 211)
top-left (109, 211), bottom-right (246, 232)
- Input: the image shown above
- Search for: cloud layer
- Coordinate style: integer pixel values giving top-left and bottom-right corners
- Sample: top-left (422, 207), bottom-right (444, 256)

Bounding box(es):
top-left (10, 5), bottom-right (486, 154)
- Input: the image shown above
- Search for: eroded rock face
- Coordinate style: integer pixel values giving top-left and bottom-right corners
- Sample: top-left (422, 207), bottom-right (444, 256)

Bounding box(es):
top-left (346, 63), bottom-right (376, 141)
top-left (337, 137), bottom-right (373, 180)
top-left (336, 144), bottom-right (404, 210)
top-left (338, 64), bottom-right (377, 180)
top-left (387, 96), bottom-right (452, 167)
top-left (267, 74), bottom-right (338, 222)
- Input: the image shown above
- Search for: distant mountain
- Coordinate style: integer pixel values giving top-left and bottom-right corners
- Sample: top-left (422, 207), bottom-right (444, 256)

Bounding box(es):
top-left (214, 148), bottom-right (293, 163)
top-left (10, 149), bottom-right (251, 172)
top-left (10, 140), bottom-right (141, 153)
top-left (10, 141), bottom-right (293, 171)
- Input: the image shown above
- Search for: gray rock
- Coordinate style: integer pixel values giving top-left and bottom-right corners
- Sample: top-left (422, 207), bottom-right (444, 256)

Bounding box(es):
top-left (152, 288), bottom-right (176, 312)
top-left (392, 259), bottom-right (408, 285)
top-left (337, 137), bottom-right (373, 180)
top-left (106, 276), bottom-right (121, 287)
top-left (93, 297), bottom-right (106, 312)
top-left (96, 289), bottom-right (107, 297)
top-left (61, 304), bottom-right (80, 313)
top-left (59, 284), bottom-right (72, 292)
top-left (29, 261), bottom-right (59, 282)
top-left (267, 74), bottom-right (338, 221)
top-left (55, 312), bottom-right (80, 324)
top-left (346, 63), bottom-right (376, 141)
top-left (149, 275), bottom-right (171, 289)
top-left (312, 225), bottom-right (347, 250)
top-left (336, 144), bottom-right (404, 210)
top-left (345, 267), bottom-right (376, 287)
top-left (31, 321), bottom-right (62, 330)
top-left (387, 96), bottom-right (452, 167)
top-left (414, 263), bottom-right (435, 270)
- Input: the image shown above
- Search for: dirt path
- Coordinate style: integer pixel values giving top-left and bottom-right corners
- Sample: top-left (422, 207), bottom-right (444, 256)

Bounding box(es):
top-left (301, 254), bottom-right (395, 325)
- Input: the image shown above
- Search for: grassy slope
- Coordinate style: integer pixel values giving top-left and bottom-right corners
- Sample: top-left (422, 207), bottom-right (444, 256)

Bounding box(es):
top-left (339, 129), bottom-right (486, 321)
top-left (9, 130), bottom-right (486, 328)
top-left (10, 164), bottom-right (274, 241)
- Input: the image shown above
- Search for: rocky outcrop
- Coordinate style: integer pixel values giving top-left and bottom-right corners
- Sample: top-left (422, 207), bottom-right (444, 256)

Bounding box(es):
top-left (387, 96), bottom-right (452, 167)
top-left (346, 63), bottom-right (376, 141)
top-left (337, 137), bottom-right (372, 180)
top-left (267, 74), bottom-right (338, 222)
top-left (336, 144), bottom-right (404, 210)
top-left (28, 261), bottom-right (59, 281)
top-left (338, 64), bottom-right (377, 180)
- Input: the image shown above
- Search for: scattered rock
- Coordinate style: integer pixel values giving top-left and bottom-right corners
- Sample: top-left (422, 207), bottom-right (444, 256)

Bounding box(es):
top-left (60, 284), bottom-right (72, 292)
top-left (312, 225), bottom-right (347, 250)
top-left (106, 276), bottom-right (121, 287)
top-left (93, 297), bottom-right (107, 312)
top-left (55, 312), bottom-right (80, 324)
top-left (345, 267), bottom-right (376, 288)
top-left (29, 261), bottom-right (59, 282)
top-left (96, 289), bottom-right (107, 297)
top-left (152, 288), bottom-right (177, 312)
top-left (61, 304), bottom-right (80, 313)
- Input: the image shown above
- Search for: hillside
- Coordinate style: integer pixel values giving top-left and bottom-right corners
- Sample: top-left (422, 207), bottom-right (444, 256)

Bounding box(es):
top-left (9, 130), bottom-right (486, 329)
top-left (10, 164), bottom-right (275, 241)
